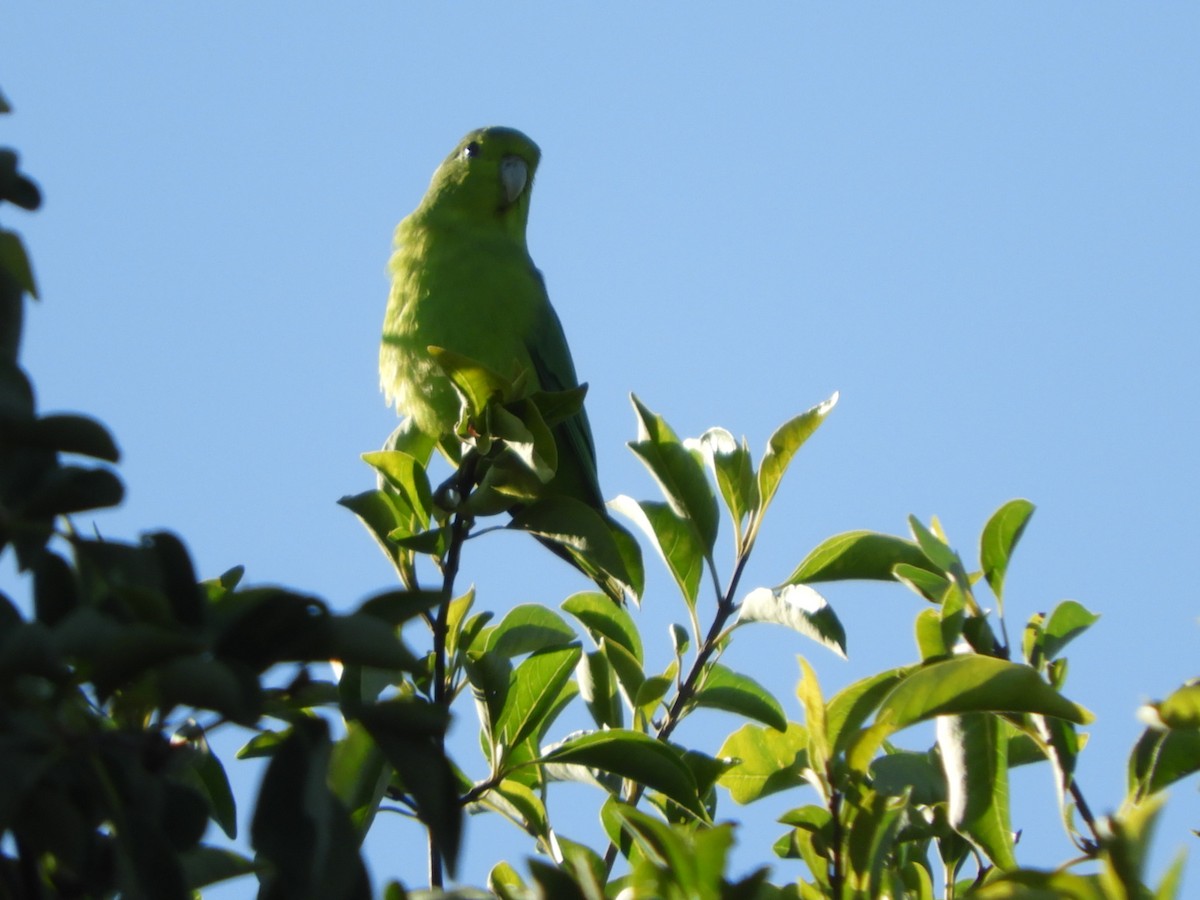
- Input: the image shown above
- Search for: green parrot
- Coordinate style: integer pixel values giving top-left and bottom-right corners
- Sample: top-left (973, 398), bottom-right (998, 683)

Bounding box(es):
top-left (380, 126), bottom-right (640, 601)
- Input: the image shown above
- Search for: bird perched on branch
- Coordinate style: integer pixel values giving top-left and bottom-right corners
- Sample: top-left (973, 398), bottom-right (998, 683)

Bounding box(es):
top-left (380, 126), bottom-right (640, 602)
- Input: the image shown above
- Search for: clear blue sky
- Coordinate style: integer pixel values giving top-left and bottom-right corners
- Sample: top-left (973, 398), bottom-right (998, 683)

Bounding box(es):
top-left (4, 4), bottom-right (1199, 894)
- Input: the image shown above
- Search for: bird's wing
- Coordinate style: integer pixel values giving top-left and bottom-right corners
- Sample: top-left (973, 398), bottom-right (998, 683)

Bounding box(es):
top-left (524, 282), bottom-right (604, 510)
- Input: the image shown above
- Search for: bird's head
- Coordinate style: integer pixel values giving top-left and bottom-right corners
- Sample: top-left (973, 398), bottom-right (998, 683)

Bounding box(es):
top-left (419, 126), bottom-right (542, 241)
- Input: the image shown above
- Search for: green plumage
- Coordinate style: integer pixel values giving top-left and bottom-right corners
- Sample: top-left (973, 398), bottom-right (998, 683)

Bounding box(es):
top-left (381, 127), bottom-right (636, 597)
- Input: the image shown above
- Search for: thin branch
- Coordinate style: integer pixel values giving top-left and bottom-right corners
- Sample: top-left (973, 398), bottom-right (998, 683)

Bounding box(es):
top-left (426, 455), bottom-right (477, 890)
top-left (602, 548), bottom-right (754, 874)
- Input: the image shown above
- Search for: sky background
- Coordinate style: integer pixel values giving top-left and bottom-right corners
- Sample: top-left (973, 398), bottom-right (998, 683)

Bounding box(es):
top-left (3, 4), bottom-right (1199, 895)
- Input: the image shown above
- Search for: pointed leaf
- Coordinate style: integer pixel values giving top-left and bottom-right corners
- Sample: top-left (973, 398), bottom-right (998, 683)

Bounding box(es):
top-left (497, 644), bottom-right (582, 749)
top-left (483, 604), bottom-right (577, 658)
top-left (737, 585), bottom-right (846, 658)
top-left (757, 393), bottom-right (837, 516)
top-left (786, 531), bottom-right (935, 584)
top-left (428, 346), bottom-right (513, 419)
top-left (879, 657), bottom-right (1093, 727)
top-left (510, 496), bottom-right (637, 601)
top-left (980, 499), bottom-right (1035, 605)
top-left (693, 663), bottom-right (787, 731)
top-left (539, 729), bottom-right (708, 819)
top-left (611, 495), bottom-right (704, 607)
top-left (937, 713), bottom-right (1016, 869)
top-left (1042, 600), bottom-right (1101, 662)
top-left (628, 395), bottom-right (718, 554)
top-left (696, 428), bottom-right (758, 543)
top-left (562, 591), bottom-right (642, 662)
top-left (716, 721), bottom-right (808, 804)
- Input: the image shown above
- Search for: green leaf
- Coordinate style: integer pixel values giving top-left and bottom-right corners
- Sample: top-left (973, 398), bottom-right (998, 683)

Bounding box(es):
top-left (696, 427), bottom-right (759, 546)
top-left (156, 654), bottom-right (261, 725)
top-left (693, 663), bottom-right (787, 731)
top-left (489, 861), bottom-right (529, 900)
top-left (327, 612), bottom-right (417, 670)
top-left (540, 729), bottom-right (708, 820)
top-left (361, 449), bottom-right (432, 529)
top-left (797, 657), bottom-right (829, 788)
top-left (328, 720), bottom-right (390, 836)
top-left (479, 779), bottom-right (549, 840)
top-left (825, 667), bottom-right (911, 755)
top-left (176, 726), bottom-right (239, 840)
top-left (786, 530), bottom-right (935, 584)
top-left (354, 699), bottom-right (460, 876)
top-left (880, 656), bottom-right (1093, 727)
top-left (1129, 727), bottom-right (1200, 797)
top-left (251, 718), bottom-right (371, 897)
top-left (967, 870), bottom-right (1107, 899)
top-left (894, 563), bottom-right (950, 603)
top-left (428, 346), bottom-right (513, 420)
top-left (14, 413), bottom-right (119, 461)
top-left (635, 673), bottom-right (673, 717)
top-left (356, 589), bottom-right (441, 627)
top-left (1041, 600), bottom-right (1101, 663)
top-left (444, 587), bottom-right (477, 661)
top-left (870, 750), bottom-right (945, 806)
top-left (716, 721), bottom-right (808, 804)
top-left (562, 591), bottom-right (643, 662)
top-left (907, 516), bottom-right (960, 573)
top-left (610, 495), bottom-right (705, 608)
top-left (496, 644), bottom-right (582, 749)
top-left (737, 585), bottom-right (846, 658)
top-left (464, 649), bottom-right (512, 756)
top-left (914, 608), bottom-right (949, 660)
top-left (979, 499), bottom-right (1035, 606)
top-left (756, 393), bottom-right (837, 521)
top-left (179, 846), bottom-right (256, 892)
top-left (937, 713), bottom-right (1016, 869)
top-left (600, 635), bottom-right (646, 709)
top-left (338, 489), bottom-right (412, 577)
top-left (21, 465), bottom-right (123, 517)
top-left (483, 603), bottom-right (577, 658)
top-left (510, 496), bottom-right (637, 601)
top-left (0, 230), bottom-right (37, 298)
top-left (848, 656), bottom-right (1092, 771)
top-left (1101, 792), bottom-right (1166, 898)
top-left (843, 787), bottom-right (907, 896)
top-left (628, 394), bottom-right (719, 555)
top-left (578, 650), bottom-right (623, 729)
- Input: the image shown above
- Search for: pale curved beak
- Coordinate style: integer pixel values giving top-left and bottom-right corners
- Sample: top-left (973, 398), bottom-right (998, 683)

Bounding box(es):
top-left (499, 156), bottom-right (528, 205)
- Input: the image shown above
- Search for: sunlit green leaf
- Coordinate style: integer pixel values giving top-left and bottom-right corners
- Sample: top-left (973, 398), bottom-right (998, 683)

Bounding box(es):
top-left (562, 591), bottom-right (642, 662)
top-left (610, 495), bottom-right (705, 608)
top-left (539, 730), bottom-right (708, 820)
top-left (483, 604), bottom-right (577, 658)
top-left (497, 644), bottom-right (582, 750)
top-left (737, 585), bottom-right (846, 658)
top-left (694, 663), bottom-right (787, 731)
top-left (716, 722), bottom-right (808, 804)
top-left (756, 394), bottom-right (837, 521)
top-left (695, 428), bottom-right (758, 546)
top-left (980, 499), bottom-right (1035, 606)
top-left (1041, 600), bottom-right (1101, 663)
top-left (937, 713), bottom-right (1016, 869)
top-left (428, 346), bottom-right (513, 421)
top-left (1128, 725), bottom-right (1200, 798)
top-left (786, 530), bottom-right (935, 585)
top-left (628, 395), bottom-right (719, 555)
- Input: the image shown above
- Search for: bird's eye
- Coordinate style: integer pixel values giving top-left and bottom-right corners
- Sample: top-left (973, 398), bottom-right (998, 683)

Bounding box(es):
top-left (462, 141), bottom-right (482, 160)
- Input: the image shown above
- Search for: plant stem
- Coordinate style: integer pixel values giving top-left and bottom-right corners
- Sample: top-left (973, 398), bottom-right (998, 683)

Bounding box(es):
top-left (426, 457), bottom-right (477, 890)
top-left (602, 550), bottom-right (753, 874)
top-left (829, 789), bottom-right (844, 900)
